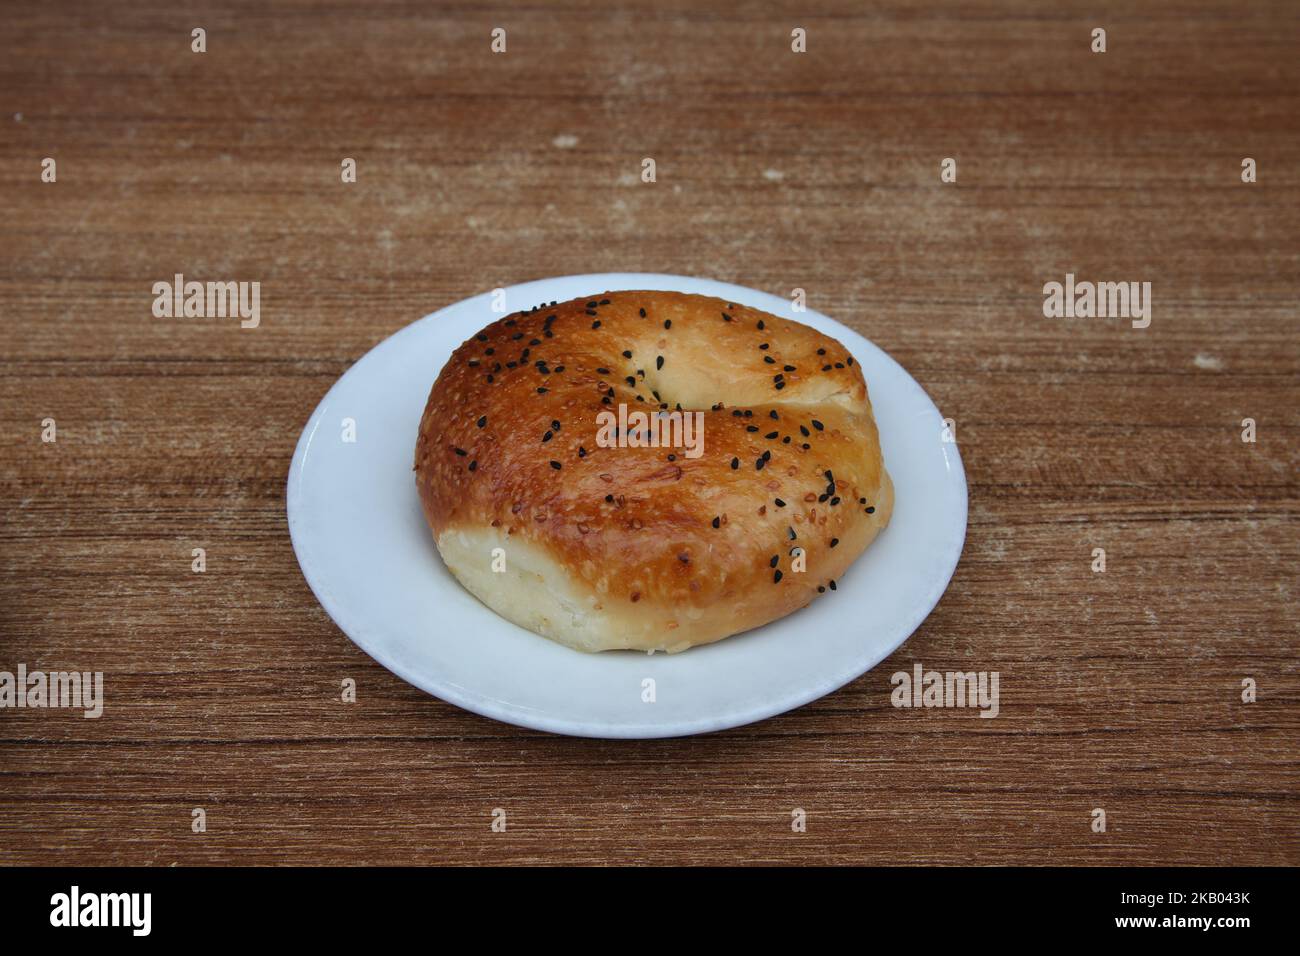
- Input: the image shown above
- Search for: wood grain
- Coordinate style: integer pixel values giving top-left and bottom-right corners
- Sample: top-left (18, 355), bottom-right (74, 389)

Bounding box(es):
top-left (1, 0), bottom-right (1297, 866)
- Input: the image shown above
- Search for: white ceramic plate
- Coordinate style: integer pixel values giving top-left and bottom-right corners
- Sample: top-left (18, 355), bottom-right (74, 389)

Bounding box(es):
top-left (287, 273), bottom-right (966, 738)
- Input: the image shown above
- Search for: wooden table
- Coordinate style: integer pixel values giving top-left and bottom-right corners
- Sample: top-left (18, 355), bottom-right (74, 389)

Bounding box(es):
top-left (2, 0), bottom-right (1296, 866)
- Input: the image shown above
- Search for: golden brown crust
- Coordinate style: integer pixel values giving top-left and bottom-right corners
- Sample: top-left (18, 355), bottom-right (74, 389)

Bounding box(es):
top-left (414, 290), bottom-right (893, 652)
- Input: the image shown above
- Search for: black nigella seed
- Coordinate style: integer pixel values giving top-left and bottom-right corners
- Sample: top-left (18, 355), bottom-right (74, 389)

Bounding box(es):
top-left (639, 308), bottom-right (647, 317)
top-left (667, 454), bottom-right (676, 461)
top-left (817, 348), bottom-right (826, 355)
top-left (761, 450), bottom-right (771, 461)
top-left (770, 410), bottom-right (779, 420)
top-left (623, 350), bottom-right (632, 358)
top-left (788, 527), bottom-right (797, 540)
top-left (731, 458), bottom-right (739, 469)
top-left (542, 431), bottom-right (553, 443)
top-left (550, 460), bottom-right (562, 470)
top-left (578, 446), bottom-right (587, 458)
top-left (554, 365), bottom-right (565, 373)
top-left (507, 361), bottom-right (518, 369)
top-left (712, 516), bottom-right (721, 529)
top-left (468, 460), bottom-right (477, 471)
top-left (817, 585), bottom-right (826, 593)
top-left (722, 312), bottom-right (733, 322)
top-left (747, 425), bottom-right (758, 433)
top-left (782, 436), bottom-right (791, 444)
top-left (605, 494), bottom-right (614, 503)
top-left (835, 362), bottom-right (845, 369)
top-left (800, 425), bottom-right (810, 437)
top-left (859, 497), bottom-right (867, 504)
top-left (775, 382), bottom-right (785, 390)
top-left (656, 356), bottom-right (664, 370)
top-left (830, 538), bottom-right (839, 547)
top-left (744, 410), bottom-right (753, 417)
top-left (469, 359), bottom-right (480, 367)
top-left (544, 329), bottom-right (554, 337)
top-left (822, 365), bottom-right (832, 372)
top-left (759, 343), bottom-right (769, 350)
top-left (764, 356), bottom-right (775, 364)
top-left (625, 376), bottom-right (635, 386)
top-left (453, 447), bottom-right (467, 456)
top-left (476, 416), bottom-right (487, 428)
top-left (769, 555), bottom-right (779, 568)
top-left (818, 493), bottom-right (829, 502)
top-left (486, 374), bottom-right (494, 382)
top-left (784, 365), bottom-right (795, 372)
top-left (664, 320), bottom-right (671, 329)
top-left (847, 356), bottom-right (854, 366)
top-left (591, 320), bottom-right (601, 329)
top-left (765, 431), bottom-right (777, 439)
top-left (824, 470), bottom-right (834, 480)
top-left (829, 579), bottom-right (837, 590)
top-left (597, 367), bottom-right (610, 374)
top-left (774, 498), bottom-right (786, 507)
top-left (774, 374), bottom-right (784, 382)
top-left (801, 442), bottom-right (810, 449)
top-left (599, 298), bottom-right (610, 305)
top-left (512, 332), bottom-right (523, 340)
top-left (811, 419), bottom-right (824, 431)
top-left (757, 320), bottom-right (765, 330)
top-left (587, 300), bottom-right (598, 308)
top-left (530, 338), bottom-right (541, 346)
top-left (732, 410), bottom-right (743, 417)
top-left (773, 570), bottom-right (783, 583)
top-left (756, 458), bottom-right (766, 471)
top-left (866, 506), bottom-right (875, 514)
top-left (485, 347), bottom-right (495, 355)
top-left (831, 496), bottom-right (840, 506)
top-left (552, 419), bottom-right (561, 430)
top-left (537, 387), bottom-right (548, 394)
top-left (476, 334), bottom-right (488, 342)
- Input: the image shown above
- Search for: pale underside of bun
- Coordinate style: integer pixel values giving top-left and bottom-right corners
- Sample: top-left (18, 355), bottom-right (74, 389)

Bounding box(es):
top-left (415, 290), bottom-right (893, 653)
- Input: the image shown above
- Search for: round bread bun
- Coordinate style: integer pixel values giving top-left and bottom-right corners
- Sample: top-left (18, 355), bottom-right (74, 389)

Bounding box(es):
top-left (415, 290), bottom-right (893, 653)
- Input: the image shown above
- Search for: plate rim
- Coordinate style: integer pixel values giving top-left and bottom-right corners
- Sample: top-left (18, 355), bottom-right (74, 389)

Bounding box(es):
top-left (287, 272), bottom-right (968, 738)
